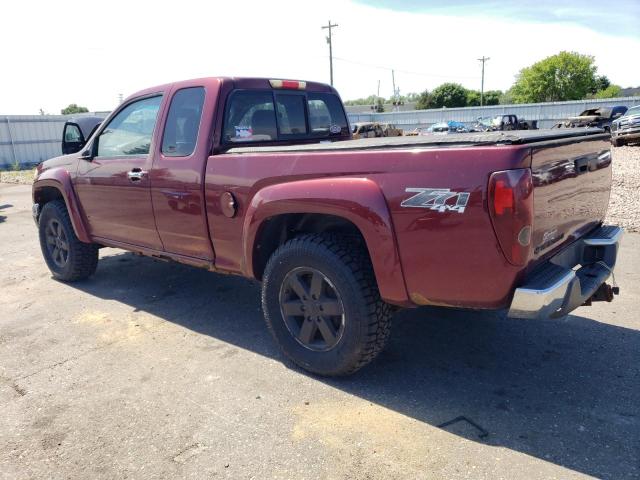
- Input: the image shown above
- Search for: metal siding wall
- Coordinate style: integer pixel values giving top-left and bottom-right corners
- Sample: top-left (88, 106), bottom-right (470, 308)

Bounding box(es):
top-left (347, 97), bottom-right (640, 132)
top-left (0, 113), bottom-right (108, 168)
top-left (2, 98), bottom-right (639, 167)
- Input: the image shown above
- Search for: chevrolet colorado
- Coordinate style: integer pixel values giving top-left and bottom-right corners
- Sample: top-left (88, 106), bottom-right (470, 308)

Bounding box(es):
top-left (33, 77), bottom-right (621, 376)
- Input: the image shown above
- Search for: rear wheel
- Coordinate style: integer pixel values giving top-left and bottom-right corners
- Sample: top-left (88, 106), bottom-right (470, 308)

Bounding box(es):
top-left (38, 200), bottom-right (99, 281)
top-left (261, 234), bottom-right (393, 376)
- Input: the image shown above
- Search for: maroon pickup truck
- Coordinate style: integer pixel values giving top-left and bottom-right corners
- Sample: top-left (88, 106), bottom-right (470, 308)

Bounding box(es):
top-left (32, 77), bottom-right (621, 376)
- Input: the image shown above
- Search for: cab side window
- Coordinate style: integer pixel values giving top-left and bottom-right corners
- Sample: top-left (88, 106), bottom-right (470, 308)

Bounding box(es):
top-left (307, 92), bottom-right (348, 135)
top-left (97, 96), bottom-right (162, 157)
top-left (161, 87), bottom-right (205, 157)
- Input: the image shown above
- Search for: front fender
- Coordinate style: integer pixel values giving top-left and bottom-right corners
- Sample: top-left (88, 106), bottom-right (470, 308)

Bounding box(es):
top-left (33, 169), bottom-right (91, 243)
top-left (243, 177), bottom-right (409, 305)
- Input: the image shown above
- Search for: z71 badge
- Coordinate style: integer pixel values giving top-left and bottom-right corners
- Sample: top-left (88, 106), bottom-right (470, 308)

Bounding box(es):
top-left (401, 188), bottom-right (470, 213)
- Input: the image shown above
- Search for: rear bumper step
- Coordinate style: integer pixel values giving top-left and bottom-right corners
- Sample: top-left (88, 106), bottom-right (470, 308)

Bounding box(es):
top-left (508, 225), bottom-right (622, 319)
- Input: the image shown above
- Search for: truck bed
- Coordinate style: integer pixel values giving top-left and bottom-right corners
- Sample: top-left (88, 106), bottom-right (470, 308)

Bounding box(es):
top-left (226, 128), bottom-right (607, 154)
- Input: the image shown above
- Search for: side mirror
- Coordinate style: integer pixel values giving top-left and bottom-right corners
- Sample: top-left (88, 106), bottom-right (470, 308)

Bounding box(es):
top-left (79, 148), bottom-right (94, 161)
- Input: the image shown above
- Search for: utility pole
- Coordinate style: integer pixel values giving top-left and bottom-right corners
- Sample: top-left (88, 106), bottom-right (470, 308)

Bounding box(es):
top-left (321, 20), bottom-right (339, 86)
top-left (391, 69), bottom-right (401, 111)
top-left (478, 56), bottom-right (490, 106)
top-left (392, 70), bottom-right (396, 98)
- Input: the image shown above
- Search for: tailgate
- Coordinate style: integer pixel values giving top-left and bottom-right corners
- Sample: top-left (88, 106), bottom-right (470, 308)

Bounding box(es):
top-left (529, 134), bottom-right (612, 264)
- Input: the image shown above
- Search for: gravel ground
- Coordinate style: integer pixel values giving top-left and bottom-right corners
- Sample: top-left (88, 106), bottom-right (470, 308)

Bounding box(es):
top-left (0, 169), bottom-right (35, 185)
top-left (608, 145), bottom-right (640, 232)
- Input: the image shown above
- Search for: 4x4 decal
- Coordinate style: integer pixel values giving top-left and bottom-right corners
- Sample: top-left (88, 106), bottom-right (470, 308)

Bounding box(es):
top-left (401, 188), bottom-right (470, 213)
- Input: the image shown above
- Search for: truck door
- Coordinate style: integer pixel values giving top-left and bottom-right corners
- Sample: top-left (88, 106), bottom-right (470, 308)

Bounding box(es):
top-left (149, 85), bottom-right (215, 261)
top-left (75, 95), bottom-right (164, 250)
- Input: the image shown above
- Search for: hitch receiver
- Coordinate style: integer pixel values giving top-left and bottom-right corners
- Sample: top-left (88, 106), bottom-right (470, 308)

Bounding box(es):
top-left (582, 283), bottom-right (619, 306)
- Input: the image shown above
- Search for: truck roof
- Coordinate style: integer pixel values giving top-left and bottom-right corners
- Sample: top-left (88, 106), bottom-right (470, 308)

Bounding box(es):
top-left (126, 76), bottom-right (337, 102)
top-left (226, 128), bottom-right (608, 154)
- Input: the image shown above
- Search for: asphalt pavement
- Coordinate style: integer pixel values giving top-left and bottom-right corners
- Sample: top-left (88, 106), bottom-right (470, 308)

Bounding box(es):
top-left (1, 183), bottom-right (638, 479)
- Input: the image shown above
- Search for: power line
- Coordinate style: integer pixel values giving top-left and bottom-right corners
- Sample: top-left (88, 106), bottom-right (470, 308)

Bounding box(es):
top-left (321, 21), bottom-right (339, 86)
top-left (478, 56), bottom-right (490, 106)
top-left (331, 56), bottom-right (480, 80)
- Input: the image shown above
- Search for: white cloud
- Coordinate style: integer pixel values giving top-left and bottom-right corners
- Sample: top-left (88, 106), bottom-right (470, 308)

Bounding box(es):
top-left (1, 0), bottom-right (638, 114)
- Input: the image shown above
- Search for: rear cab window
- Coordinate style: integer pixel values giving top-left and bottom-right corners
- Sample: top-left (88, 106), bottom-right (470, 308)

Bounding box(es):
top-left (222, 87), bottom-right (349, 145)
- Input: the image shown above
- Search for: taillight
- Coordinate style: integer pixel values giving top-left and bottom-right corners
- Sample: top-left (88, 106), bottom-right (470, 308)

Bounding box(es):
top-left (488, 168), bottom-right (534, 266)
top-left (269, 79), bottom-right (307, 90)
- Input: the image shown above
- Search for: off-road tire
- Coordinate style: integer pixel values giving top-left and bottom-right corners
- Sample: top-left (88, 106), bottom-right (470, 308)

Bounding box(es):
top-left (612, 138), bottom-right (623, 147)
top-left (38, 200), bottom-right (98, 281)
top-left (261, 233), bottom-right (393, 376)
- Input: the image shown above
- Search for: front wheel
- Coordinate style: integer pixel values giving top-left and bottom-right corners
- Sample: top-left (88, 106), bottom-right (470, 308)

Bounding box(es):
top-left (261, 234), bottom-right (393, 376)
top-left (38, 200), bottom-right (99, 281)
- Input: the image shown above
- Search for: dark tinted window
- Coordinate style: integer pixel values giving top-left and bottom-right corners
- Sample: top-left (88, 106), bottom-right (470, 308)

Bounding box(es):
top-left (224, 91), bottom-right (277, 143)
top-left (97, 96), bottom-right (162, 157)
top-left (222, 90), bottom-right (348, 144)
top-left (612, 106), bottom-right (628, 118)
top-left (162, 87), bottom-right (205, 157)
top-left (307, 92), bottom-right (348, 135)
top-left (276, 94), bottom-right (307, 135)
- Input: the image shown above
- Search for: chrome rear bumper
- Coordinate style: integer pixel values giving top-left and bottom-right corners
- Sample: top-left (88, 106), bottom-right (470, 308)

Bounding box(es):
top-left (508, 225), bottom-right (622, 320)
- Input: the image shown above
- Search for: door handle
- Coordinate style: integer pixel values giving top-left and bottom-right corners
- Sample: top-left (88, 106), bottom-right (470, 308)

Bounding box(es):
top-left (127, 168), bottom-right (147, 181)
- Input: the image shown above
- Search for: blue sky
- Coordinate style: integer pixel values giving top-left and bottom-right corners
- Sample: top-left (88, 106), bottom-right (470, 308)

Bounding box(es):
top-left (2, 0), bottom-right (639, 113)
top-left (355, 0), bottom-right (640, 37)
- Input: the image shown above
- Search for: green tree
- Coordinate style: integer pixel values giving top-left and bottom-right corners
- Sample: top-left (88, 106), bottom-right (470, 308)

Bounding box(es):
top-left (61, 104), bottom-right (89, 115)
top-left (344, 95), bottom-right (378, 106)
top-left (403, 92), bottom-right (420, 103)
top-left (500, 89), bottom-right (515, 105)
top-left (466, 90), bottom-right (481, 106)
top-left (430, 83), bottom-right (469, 108)
top-left (593, 75), bottom-right (611, 94)
top-left (510, 51), bottom-right (598, 103)
top-left (593, 85), bottom-right (622, 99)
top-left (415, 89), bottom-right (434, 110)
top-left (483, 90), bottom-right (502, 105)
top-left (466, 89), bottom-right (502, 106)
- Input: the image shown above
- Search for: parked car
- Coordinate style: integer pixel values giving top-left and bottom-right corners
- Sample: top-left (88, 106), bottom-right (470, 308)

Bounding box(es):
top-left (352, 122), bottom-right (383, 139)
top-left (33, 76), bottom-right (621, 376)
top-left (352, 122), bottom-right (402, 139)
top-left (469, 117), bottom-right (494, 132)
top-left (469, 115), bottom-right (537, 132)
top-left (380, 123), bottom-right (403, 137)
top-left (611, 105), bottom-right (640, 146)
top-left (426, 121), bottom-right (468, 134)
top-left (554, 106), bottom-right (628, 132)
top-left (404, 127), bottom-right (426, 136)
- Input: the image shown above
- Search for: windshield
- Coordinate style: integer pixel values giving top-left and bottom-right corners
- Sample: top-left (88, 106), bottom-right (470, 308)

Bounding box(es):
top-left (623, 106), bottom-right (640, 117)
top-left (580, 108), bottom-right (611, 117)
